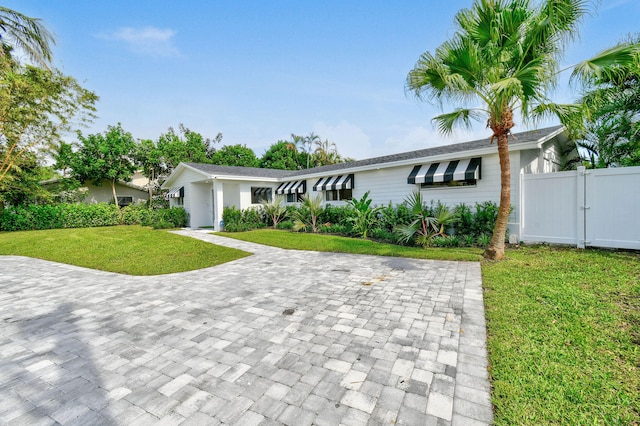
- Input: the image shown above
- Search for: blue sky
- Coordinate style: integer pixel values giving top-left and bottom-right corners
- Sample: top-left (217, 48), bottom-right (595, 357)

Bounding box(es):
top-left (6, 0), bottom-right (639, 159)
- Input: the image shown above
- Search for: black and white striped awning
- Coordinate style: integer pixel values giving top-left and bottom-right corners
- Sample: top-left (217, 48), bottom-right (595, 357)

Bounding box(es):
top-left (253, 187), bottom-right (272, 196)
top-left (166, 186), bottom-right (184, 198)
top-left (407, 158), bottom-right (481, 184)
top-left (275, 180), bottom-right (307, 195)
top-left (313, 174), bottom-right (354, 191)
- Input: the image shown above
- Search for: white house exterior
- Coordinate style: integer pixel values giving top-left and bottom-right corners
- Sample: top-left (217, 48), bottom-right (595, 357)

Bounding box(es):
top-left (161, 126), bottom-right (571, 238)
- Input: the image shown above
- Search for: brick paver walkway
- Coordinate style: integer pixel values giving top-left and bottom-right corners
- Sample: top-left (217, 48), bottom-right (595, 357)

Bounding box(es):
top-left (0, 230), bottom-right (492, 425)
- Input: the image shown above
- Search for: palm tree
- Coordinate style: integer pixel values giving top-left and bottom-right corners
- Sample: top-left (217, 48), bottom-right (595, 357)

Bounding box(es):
top-left (407, 0), bottom-right (638, 260)
top-left (0, 6), bottom-right (54, 69)
top-left (313, 138), bottom-right (339, 166)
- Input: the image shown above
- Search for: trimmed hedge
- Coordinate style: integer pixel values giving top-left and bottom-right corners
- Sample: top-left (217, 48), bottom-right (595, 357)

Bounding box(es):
top-left (0, 203), bottom-right (187, 232)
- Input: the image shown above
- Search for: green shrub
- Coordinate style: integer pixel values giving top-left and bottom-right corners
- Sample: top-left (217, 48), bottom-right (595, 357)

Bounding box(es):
top-left (317, 204), bottom-right (353, 225)
top-left (453, 201), bottom-right (501, 238)
top-left (222, 206), bottom-right (264, 232)
top-left (378, 202), bottom-right (412, 231)
top-left (0, 203), bottom-right (186, 232)
top-left (369, 227), bottom-right (399, 244)
top-left (319, 223), bottom-right (350, 234)
top-left (121, 204), bottom-right (154, 225)
top-left (277, 220), bottom-right (294, 230)
top-left (432, 235), bottom-right (460, 248)
top-left (477, 233), bottom-right (492, 247)
top-left (60, 203), bottom-right (121, 228)
top-left (153, 207), bottom-right (187, 228)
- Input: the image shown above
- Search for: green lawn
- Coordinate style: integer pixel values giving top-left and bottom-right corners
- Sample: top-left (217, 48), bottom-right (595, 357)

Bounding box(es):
top-left (482, 246), bottom-right (640, 425)
top-left (215, 229), bottom-right (483, 261)
top-left (0, 226), bottom-right (250, 275)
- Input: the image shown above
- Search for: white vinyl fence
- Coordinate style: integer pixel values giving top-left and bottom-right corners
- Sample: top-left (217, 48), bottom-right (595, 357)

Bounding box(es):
top-left (520, 166), bottom-right (640, 250)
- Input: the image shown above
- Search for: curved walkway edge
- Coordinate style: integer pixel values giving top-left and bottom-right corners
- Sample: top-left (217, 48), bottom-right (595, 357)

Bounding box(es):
top-left (0, 229), bottom-right (492, 425)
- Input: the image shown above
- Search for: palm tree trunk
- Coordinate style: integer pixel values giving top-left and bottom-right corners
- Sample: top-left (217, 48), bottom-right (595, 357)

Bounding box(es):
top-left (484, 133), bottom-right (511, 260)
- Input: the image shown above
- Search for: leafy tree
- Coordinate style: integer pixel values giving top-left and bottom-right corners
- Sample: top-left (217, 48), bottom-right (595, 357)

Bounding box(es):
top-left (70, 124), bottom-right (137, 208)
top-left (0, 148), bottom-right (50, 207)
top-left (0, 52), bottom-right (97, 187)
top-left (211, 144), bottom-right (259, 167)
top-left (134, 139), bottom-right (165, 207)
top-left (406, 0), bottom-right (638, 260)
top-left (578, 35), bottom-right (640, 168)
top-left (0, 6), bottom-right (54, 69)
top-left (52, 141), bottom-right (75, 178)
top-left (346, 191), bottom-right (382, 239)
top-left (260, 141), bottom-right (304, 170)
top-left (157, 124), bottom-right (221, 173)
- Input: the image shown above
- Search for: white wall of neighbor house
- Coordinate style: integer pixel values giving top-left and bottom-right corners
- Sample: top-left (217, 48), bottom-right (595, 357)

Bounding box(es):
top-left (83, 182), bottom-right (148, 205)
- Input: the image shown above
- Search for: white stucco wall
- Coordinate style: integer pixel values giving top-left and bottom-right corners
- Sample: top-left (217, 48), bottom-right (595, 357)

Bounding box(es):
top-left (83, 181), bottom-right (148, 205)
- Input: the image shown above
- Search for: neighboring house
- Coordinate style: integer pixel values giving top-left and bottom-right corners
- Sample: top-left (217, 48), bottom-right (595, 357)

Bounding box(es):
top-left (161, 126), bottom-right (572, 239)
top-left (42, 178), bottom-right (149, 207)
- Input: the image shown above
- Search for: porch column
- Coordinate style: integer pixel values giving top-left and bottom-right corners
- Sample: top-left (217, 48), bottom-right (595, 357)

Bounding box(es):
top-left (212, 179), bottom-right (225, 231)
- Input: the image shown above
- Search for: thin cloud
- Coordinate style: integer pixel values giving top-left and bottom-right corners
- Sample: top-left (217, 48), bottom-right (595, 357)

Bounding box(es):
top-left (97, 26), bottom-right (181, 57)
top-left (601, 0), bottom-right (631, 11)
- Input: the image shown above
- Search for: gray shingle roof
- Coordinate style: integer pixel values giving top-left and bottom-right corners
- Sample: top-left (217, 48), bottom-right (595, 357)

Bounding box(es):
top-left (185, 125), bottom-right (564, 179)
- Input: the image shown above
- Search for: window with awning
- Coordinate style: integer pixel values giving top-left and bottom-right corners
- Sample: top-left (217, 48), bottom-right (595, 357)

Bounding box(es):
top-left (167, 186), bottom-right (184, 198)
top-left (251, 187), bottom-right (272, 203)
top-left (275, 180), bottom-right (306, 195)
top-left (407, 158), bottom-right (481, 185)
top-left (313, 174), bottom-right (354, 191)
top-left (313, 174), bottom-right (354, 201)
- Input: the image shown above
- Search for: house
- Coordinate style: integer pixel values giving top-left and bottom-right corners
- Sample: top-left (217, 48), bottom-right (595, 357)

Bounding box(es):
top-left (42, 172), bottom-right (149, 207)
top-left (161, 126), bottom-right (572, 239)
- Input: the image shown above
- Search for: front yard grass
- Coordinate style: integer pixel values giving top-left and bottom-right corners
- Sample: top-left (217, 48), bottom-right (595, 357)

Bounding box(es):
top-left (216, 229), bottom-right (483, 261)
top-left (482, 246), bottom-right (640, 425)
top-left (0, 226), bottom-right (250, 275)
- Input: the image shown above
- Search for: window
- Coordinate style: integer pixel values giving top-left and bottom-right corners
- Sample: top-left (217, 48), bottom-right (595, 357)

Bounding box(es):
top-left (325, 188), bottom-right (353, 201)
top-left (286, 193), bottom-right (304, 203)
top-left (251, 187), bottom-right (272, 204)
top-left (117, 196), bottom-right (133, 207)
top-left (420, 179), bottom-right (477, 189)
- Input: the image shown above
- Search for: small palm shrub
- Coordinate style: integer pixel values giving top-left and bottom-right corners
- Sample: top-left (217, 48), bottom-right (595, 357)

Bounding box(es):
top-left (292, 194), bottom-right (323, 233)
top-left (261, 196), bottom-right (288, 229)
top-left (396, 192), bottom-right (458, 248)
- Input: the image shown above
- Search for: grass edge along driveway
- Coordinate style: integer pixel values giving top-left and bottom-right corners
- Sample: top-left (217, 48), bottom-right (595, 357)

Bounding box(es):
top-left (0, 226), bottom-right (250, 275)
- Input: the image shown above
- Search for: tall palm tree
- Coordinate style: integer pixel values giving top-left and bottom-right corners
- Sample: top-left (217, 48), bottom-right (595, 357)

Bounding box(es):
top-left (407, 0), bottom-right (638, 260)
top-left (0, 6), bottom-right (54, 69)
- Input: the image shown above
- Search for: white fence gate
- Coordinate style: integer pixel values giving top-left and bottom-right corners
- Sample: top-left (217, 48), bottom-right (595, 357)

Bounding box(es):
top-left (520, 166), bottom-right (640, 250)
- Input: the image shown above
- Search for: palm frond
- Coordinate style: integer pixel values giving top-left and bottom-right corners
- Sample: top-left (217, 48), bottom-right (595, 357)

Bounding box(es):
top-left (0, 6), bottom-right (55, 68)
top-left (570, 42), bottom-right (640, 85)
top-left (432, 109), bottom-right (484, 135)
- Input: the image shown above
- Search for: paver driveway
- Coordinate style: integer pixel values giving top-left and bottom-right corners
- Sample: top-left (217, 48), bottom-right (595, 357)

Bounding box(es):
top-left (0, 230), bottom-right (492, 425)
